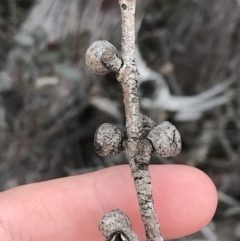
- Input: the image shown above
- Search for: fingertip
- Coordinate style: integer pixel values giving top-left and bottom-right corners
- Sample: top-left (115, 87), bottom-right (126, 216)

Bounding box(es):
top-left (149, 165), bottom-right (218, 239)
top-left (0, 164), bottom-right (218, 241)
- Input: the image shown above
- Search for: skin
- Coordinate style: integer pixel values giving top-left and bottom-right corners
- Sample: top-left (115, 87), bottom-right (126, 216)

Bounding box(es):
top-left (0, 164), bottom-right (218, 241)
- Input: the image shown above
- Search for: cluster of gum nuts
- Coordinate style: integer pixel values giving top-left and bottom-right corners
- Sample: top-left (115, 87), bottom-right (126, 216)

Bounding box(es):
top-left (85, 40), bottom-right (182, 159)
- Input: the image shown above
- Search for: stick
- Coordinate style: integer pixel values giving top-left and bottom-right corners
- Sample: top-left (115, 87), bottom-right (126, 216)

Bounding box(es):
top-left (85, 0), bottom-right (182, 240)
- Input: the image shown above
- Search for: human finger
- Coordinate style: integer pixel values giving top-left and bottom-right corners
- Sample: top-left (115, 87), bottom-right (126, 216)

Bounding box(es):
top-left (0, 164), bottom-right (217, 241)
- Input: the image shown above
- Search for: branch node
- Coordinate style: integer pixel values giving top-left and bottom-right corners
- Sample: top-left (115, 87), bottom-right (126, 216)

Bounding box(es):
top-left (141, 114), bottom-right (156, 139)
top-left (135, 139), bottom-right (153, 167)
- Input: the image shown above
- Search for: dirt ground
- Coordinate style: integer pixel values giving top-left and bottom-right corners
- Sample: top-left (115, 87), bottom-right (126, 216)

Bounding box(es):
top-left (0, 0), bottom-right (240, 240)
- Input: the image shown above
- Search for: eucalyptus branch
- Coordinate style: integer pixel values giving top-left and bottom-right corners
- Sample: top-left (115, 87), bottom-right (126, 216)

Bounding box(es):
top-left (85, 0), bottom-right (182, 241)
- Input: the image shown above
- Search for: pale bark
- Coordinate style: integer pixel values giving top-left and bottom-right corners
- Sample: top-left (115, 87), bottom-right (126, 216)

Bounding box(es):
top-left (117, 1), bottom-right (163, 240)
top-left (87, 1), bottom-right (181, 240)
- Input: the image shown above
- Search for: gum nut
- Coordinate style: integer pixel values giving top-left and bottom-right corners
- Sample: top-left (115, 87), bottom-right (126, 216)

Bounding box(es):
top-left (99, 209), bottom-right (132, 237)
top-left (94, 123), bottom-right (125, 156)
top-left (147, 121), bottom-right (181, 157)
top-left (85, 40), bottom-right (118, 75)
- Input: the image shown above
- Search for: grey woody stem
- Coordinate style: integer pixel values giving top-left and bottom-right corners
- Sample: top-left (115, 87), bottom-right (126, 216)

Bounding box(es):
top-left (120, 0), bottom-right (136, 63)
top-left (86, 1), bottom-right (181, 241)
top-left (117, 1), bottom-right (164, 241)
top-left (118, 0), bottom-right (142, 140)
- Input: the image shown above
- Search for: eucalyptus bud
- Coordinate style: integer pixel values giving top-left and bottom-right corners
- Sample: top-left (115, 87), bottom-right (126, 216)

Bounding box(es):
top-left (99, 209), bottom-right (140, 241)
top-left (94, 123), bottom-right (125, 156)
top-left (85, 40), bottom-right (122, 75)
top-left (147, 121), bottom-right (181, 157)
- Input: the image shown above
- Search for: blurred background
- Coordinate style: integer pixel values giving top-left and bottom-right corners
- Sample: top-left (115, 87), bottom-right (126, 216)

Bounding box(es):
top-left (0, 0), bottom-right (240, 240)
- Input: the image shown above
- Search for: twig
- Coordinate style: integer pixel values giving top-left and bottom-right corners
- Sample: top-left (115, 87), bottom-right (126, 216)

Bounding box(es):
top-left (85, 0), bottom-right (181, 240)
